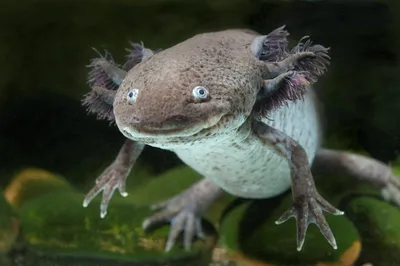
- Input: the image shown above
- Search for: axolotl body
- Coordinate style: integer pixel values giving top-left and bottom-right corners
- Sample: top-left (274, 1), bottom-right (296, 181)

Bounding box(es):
top-left (82, 26), bottom-right (400, 252)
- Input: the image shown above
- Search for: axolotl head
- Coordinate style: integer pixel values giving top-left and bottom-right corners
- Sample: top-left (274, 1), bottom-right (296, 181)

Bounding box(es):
top-left (112, 31), bottom-right (265, 145)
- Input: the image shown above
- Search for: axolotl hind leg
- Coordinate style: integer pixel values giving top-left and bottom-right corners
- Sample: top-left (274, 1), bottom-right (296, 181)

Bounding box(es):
top-left (313, 148), bottom-right (400, 206)
top-left (142, 178), bottom-right (223, 252)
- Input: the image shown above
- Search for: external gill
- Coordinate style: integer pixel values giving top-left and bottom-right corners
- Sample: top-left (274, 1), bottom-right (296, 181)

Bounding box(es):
top-left (290, 36), bottom-right (331, 82)
top-left (252, 25), bottom-right (330, 117)
top-left (82, 86), bottom-right (117, 121)
top-left (87, 48), bottom-right (124, 91)
top-left (82, 42), bottom-right (158, 122)
top-left (256, 25), bottom-right (289, 62)
top-left (257, 71), bottom-right (310, 111)
top-left (83, 49), bottom-right (125, 122)
top-left (123, 42), bottom-right (158, 70)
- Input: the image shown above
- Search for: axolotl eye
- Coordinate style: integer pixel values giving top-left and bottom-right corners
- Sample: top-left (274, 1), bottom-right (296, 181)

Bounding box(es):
top-left (192, 86), bottom-right (209, 100)
top-left (127, 88), bottom-right (139, 104)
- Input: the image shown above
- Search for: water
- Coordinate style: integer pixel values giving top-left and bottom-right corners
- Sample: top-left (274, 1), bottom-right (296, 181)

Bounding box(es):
top-left (1, 0), bottom-right (399, 265)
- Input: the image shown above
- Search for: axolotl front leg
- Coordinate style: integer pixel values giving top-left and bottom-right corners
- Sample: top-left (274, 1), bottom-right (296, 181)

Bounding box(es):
top-left (83, 139), bottom-right (144, 217)
top-left (248, 28), bottom-right (346, 251)
top-left (83, 138), bottom-right (222, 252)
top-left (81, 42), bottom-right (224, 252)
top-left (252, 121), bottom-right (344, 251)
top-left (251, 28), bottom-right (400, 250)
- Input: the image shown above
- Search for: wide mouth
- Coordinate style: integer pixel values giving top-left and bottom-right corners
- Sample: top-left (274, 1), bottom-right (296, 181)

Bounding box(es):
top-left (119, 112), bottom-right (226, 139)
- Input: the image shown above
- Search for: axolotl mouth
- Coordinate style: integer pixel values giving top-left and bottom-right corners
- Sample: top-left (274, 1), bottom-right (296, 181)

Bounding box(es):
top-left (120, 112), bottom-right (227, 138)
top-left (115, 100), bottom-right (232, 140)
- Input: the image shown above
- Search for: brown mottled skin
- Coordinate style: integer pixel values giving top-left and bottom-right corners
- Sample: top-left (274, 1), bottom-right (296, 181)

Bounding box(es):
top-left (82, 26), bottom-right (400, 252)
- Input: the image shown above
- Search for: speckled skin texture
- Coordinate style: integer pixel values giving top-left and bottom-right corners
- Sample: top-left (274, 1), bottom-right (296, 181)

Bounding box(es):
top-left (82, 27), bottom-right (400, 253)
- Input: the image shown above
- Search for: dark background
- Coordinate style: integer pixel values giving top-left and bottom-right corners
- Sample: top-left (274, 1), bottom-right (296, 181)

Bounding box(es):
top-left (1, 0), bottom-right (399, 190)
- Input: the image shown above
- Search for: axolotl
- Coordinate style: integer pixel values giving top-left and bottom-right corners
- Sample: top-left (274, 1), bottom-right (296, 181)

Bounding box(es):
top-left (81, 26), bottom-right (400, 252)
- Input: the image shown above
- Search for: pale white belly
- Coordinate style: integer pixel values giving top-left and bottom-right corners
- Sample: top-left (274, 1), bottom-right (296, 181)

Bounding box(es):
top-left (173, 89), bottom-right (322, 199)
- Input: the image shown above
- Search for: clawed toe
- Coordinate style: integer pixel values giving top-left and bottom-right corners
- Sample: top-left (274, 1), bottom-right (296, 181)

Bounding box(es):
top-left (150, 199), bottom-right (173, 211)
top-left (82, 167), bottom-right (128, 219)
top-left (166, 211), bottom-right (204, 251)
top-left (315, 193), bottom-right (345, 215)
top-left (141, 179), bottom-right (221, 252)
top-left (275, 194), bottom-right (344, 251)
top-left (143, 208), bottom-right (204, 252)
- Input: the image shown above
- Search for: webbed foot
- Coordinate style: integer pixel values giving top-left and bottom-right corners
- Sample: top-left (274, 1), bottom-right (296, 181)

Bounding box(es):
top-left (275, 191), bottom-right (344, 251)
top-left (142, 178), bottom-right (222, 252)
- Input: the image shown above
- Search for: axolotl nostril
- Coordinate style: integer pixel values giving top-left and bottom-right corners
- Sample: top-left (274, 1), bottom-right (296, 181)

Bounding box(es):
top-left (81, 26), bottom-right (400, 252)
